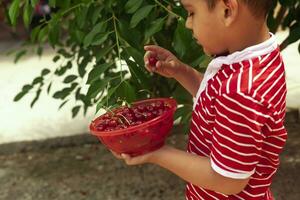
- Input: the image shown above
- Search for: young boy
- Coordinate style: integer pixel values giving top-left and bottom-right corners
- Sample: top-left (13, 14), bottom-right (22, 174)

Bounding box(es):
top-left (112, 0), bottom-right (287, 199)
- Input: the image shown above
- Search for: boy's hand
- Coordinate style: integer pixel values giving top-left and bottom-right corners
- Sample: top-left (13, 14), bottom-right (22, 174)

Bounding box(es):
top-left (110, 146), bottom-right (166, 166)
top-left (144, 45), bottom-right (183, 78)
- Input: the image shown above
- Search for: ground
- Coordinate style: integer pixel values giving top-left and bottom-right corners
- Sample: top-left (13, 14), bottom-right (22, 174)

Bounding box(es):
top-left (0, 113), bottom-right (299, 200)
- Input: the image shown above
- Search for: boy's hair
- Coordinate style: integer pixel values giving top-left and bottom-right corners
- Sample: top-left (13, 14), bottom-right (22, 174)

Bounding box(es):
top-left (205, 0), bottom-right (273, 17)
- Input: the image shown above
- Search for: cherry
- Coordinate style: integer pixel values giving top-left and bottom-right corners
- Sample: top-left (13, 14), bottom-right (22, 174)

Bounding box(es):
top-left (148, 56), bottom-right (158, 67)
top-left (95, 100), bottom-right (172, 132)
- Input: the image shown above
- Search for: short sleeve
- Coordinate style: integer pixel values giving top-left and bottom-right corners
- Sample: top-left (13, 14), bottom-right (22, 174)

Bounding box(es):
top-left (210, 92), bottom-right (270, 179)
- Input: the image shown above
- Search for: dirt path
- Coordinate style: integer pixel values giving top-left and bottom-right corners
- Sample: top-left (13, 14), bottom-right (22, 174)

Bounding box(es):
top-left (0, 119), bottom-right (299, 200)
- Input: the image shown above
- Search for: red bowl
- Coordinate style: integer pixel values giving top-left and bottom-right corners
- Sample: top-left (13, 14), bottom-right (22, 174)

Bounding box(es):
top-left (89, 98), bottom-right (177, 156)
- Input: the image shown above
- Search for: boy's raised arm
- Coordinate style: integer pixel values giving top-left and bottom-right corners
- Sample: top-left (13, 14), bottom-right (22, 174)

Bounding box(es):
top-left (144, 45), bottom-right (203, 97)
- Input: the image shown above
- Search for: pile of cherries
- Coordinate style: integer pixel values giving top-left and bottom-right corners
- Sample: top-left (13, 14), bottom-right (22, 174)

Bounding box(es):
top-left (95, 101), bottom-right (171, 132)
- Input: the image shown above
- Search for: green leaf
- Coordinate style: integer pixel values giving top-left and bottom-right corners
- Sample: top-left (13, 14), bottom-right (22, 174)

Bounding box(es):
top-left (53, 83), bottom-right (77, 99)
top-left (76, 5), bottom-right (89, 29)
top-left (8, 0), bottom-right (20, 26)
top-left (30, 26), bottom-right (41, 42)
top-left (22, 84), bottom-right (33, 91)
top-left (49, 0), bottom-right (56, 7)
top-left (38, 26), bottom-right (49, 43)
top-left (124, 46), bottom-right (144, 67)
top-left (32, 77), bottom-right (43, 85)
top-left (173, 18), bottom-right (193, 58)
top-left (86, 77), bottom-right (112, 99)
top-left (116, 81), bottom-right (136, 103)
top-left (14, 50), bottom-right (27, 63)
top-left (91, 6), bottom-right (103, 25)
top-left (118, 19), bottom-right (141, 49)
top-left (78, 56), bottom-right (90, 78)
top-left (72, 106), bottom-right (81, 118)
top-left (53, 55), bottom-right (60, 62)
top-left (145, 17), bottom-right (165, 39)
top-left (58, 100), bottom-right (69, 110)
top-left (91, 32), bottom-right (110, 46)
top-left (41, 69), bottom-right (51, 76)
top-left (125, 59), bottom-right (151, 88)
top-left (30, 0), bottom-right (38, 7)
top-left (49, 24), bottom-right (60, 48)
top-left (23, 0), bottom-right (33, 29)
top-left (95, 45), bottom-right (115, 63)
top-left (30, 88), bottom-right (41, 108)
top-left (63, 75), bottom-right (77, 83)
top-left (58, 49), bottom-right (72, 58)
top-left (37, 46), bottom-right (43, 57)
top-left (47, 82), bottom-right (52, 94)
top-left (14, 91), bottom-right (27, 101)
top-left (125, 0), bottom-right (143, 14)
top-left (130, 5), bottom-right (154, 28)
top-left (86, 63), bottom-right (113, 84)
top-left (83, 21), bottom-right (107, 48)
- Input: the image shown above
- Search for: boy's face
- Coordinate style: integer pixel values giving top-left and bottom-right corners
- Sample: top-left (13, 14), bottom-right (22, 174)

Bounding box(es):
top-left (181, 0), bottom-right (228, 56)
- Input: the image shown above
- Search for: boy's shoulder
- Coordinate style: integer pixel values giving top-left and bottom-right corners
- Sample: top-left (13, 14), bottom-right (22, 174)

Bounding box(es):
top-left (214, 47), bottom-right (286, 112)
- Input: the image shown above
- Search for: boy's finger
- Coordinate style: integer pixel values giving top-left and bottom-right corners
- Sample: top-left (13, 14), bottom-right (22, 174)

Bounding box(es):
top-left (144, 45), bottom-right (169, 60)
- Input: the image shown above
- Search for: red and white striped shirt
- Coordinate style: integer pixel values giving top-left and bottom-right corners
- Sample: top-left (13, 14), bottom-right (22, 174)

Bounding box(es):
top-left (186, 34), bottom-right (287, 200)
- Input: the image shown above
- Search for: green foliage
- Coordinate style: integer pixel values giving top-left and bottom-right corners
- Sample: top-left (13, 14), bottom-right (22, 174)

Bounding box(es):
top-left (6, 0), bottom-right (300, 129)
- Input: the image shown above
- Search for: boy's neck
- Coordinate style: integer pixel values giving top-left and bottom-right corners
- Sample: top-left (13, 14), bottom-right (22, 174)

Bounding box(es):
top-left (226, 15), bottom-right (270, 54)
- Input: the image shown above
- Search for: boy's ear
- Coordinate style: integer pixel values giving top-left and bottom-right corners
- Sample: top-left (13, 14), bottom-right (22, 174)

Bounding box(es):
top-left (221, 0), bottom-right (238, 26)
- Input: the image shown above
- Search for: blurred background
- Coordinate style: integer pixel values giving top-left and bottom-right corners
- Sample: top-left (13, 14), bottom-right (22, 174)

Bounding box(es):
top-left (0, 0), bottom-right (299, 200)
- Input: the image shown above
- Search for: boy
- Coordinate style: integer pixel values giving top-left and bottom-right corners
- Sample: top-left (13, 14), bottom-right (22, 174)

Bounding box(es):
top-left (112, 0), bottom-right (287, 199)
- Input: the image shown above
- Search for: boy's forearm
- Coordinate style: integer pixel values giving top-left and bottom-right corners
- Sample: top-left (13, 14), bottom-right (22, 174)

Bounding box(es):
top-left (173, 64), bottom-right (203, 97)
top-left (149, 146), bottom-right (249, 195)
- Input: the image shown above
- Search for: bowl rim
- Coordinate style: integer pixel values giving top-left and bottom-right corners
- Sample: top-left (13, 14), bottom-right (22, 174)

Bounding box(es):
top-left (89, 98), bottom-right (177, 137)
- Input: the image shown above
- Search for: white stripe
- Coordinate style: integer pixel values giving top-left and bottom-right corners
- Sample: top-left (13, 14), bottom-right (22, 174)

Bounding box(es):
top-left (242, 190), bottom-right (266, 198)
top-left (187, 184), bottom-right (205, 200)
top-left (224, 93), bottom-right (270, 119)
top-left (268, 81), bottom-right (286, 104)
top-left (216, 76), bottom-right (222, 94)
top-left (192, 119), bottom-right (212, 136)
top-left (195, 109), bottom-right (214, 124)
top-left (211, 153), bottom-right (254, 174)
top-left (190, 140), bottom-right (209, 157)
top-left (215, 119), bottom-right (263, 143)
top-left (257, 164), bottom-right (277, 170)
top-left (264, 141), bottom-right (283, 149)
top-left (254, 52), bottom-right (280, 81)
top-left (229, 64), bottom-right (236, 72)
top-left (226, 74), bottom-right (233, 93)
top-left (253, 62), bottom-right (283, 98)
top-left (212, 140), bottom-right (259, 165)
top-left (248, 59), bottom-right (253, 93)
top-left (191, 184), bottom-right (219, 200)
top-left (214, 127), bottom-right (262, 150)
top-left (190, 130), bottom-right (210, 151)
top-left (211, 159), bottom-right (253, 179)
top-left (213, 135), bottom-right (259, 157)
top-left (215, 107), bottom-right (262, 135)
top-left (263, 149), bottom-right (279, 157)
top-left (259, 52), bottom-right (272, 65)
top-left (258, 154), bottom-right (279, 166)
top-left (211, 84), bottom-right (218, 94)
top-left (205, 85), bottom-right (212, 101)
top-left (251, 170), bottom-right (276, 180)
top-left (216, 98), bottom-right (264, 127)
top-left (261, 72), bottom-right (284, 100)
top-left (222, 70), bottom-right (228, 78)
top-left (265, 123), bottom-right (284, 132)
top-left (237, 62), bottom-right (243, 93)
top-left (273, 88), bottom-right (287, 109)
